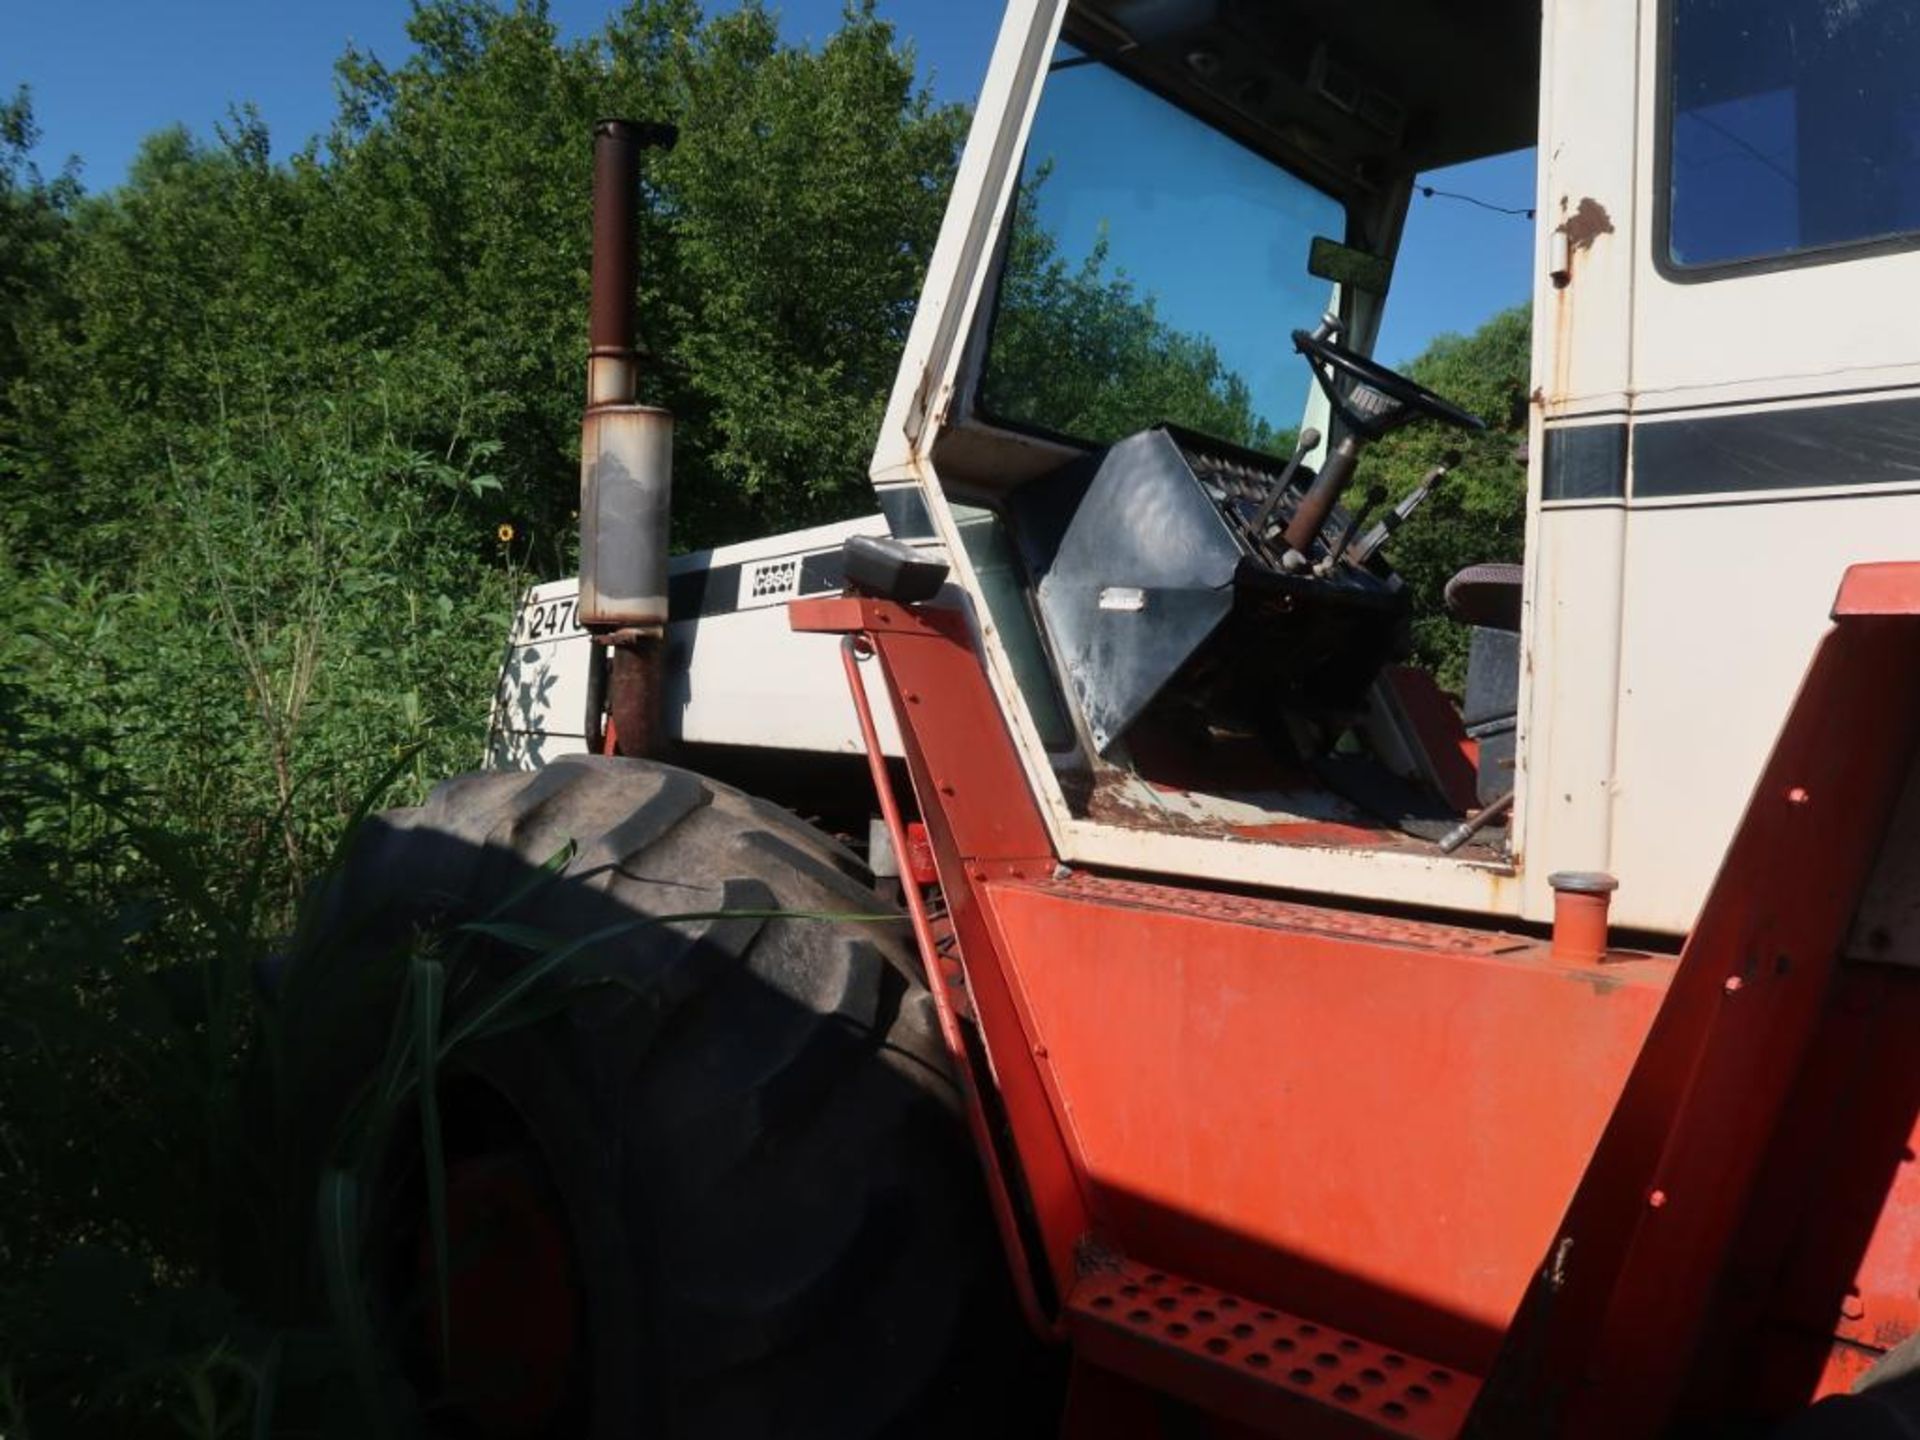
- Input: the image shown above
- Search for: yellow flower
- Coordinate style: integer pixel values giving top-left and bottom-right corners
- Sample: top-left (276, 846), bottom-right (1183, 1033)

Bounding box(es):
top-left (496, 523), bottom-right (516, 543)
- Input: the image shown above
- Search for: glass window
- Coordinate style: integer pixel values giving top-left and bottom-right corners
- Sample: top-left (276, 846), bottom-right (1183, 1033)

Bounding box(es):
top-left (1667, 0), bottom-right (1920, 269)
top-left (1375, 148), bottom-right (1536, 366)
top-left (981, 52), bottom-right (1347, 451)
top-left (950, 505), bottom-right (1076, 754)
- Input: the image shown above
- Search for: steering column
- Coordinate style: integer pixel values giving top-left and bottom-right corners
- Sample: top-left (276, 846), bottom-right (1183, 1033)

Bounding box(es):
top-left (1280, 318), bottom-right (1487, 559)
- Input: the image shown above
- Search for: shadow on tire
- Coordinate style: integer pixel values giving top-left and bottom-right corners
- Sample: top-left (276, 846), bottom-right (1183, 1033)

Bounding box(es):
top-left (273, 754), bottom-right (1065, 1440)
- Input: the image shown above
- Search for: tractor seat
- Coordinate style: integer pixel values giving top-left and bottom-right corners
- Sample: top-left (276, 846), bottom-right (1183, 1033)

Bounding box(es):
top-left (1446, 563), bottom-right (1524, 805)
top-left (1444, 562), bottom-right (1524, 632)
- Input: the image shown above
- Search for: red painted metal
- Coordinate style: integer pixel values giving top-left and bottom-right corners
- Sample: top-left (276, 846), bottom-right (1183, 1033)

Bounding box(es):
top-left (1381, 665), bottom-right (1481, 814)
top-left (1060, 1361), bottom-right (1181, 1439)
top-left (1689, 961), bottom-right (1920, 1414)
top-left (793, 586), bottom-right (1920, 1437)
top-left (795, 594), bottom-right (1091, 1305)
top-left (1068, 1258), bottom-right (1479, 1439)
top-left (833, 632), bottom-right (1057, 1340)
top-left (1776, 969), bottom-right (1920, 1389)
top-left (1472, 606), bottom-right (1920, 1436)
top-left (1549, 872), bottom-right (1618, 966)
top-left (794, 594), bottom-right (1671, 1377)
top-left (903, 820), bottom-right (939, 886)
top-left (985, 872), bottom-right (1670, 1373)
top-left (1832, 560), bottom-right (1920, 617)
top-left (429, 1154), bottom-right (579, 1430)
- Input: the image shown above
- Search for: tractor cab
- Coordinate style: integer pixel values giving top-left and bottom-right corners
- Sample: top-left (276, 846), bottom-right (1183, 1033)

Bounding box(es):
top-left (874, 0), bottom-right (1542, 913)
top-left (868, 0), bottom-right (1920, 936)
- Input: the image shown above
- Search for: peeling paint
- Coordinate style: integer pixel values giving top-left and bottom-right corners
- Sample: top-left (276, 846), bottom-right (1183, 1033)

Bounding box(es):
top-left (1557, 196), bottom-right (1615, 253)
top-left (1565, 967), bottom-right (1626, 998)
top-left (1542, 197), bottom-right (1615, 409)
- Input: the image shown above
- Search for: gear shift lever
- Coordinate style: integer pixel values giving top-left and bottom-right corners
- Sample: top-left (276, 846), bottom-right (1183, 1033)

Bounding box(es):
top-left (1248, 426), bottom-right (1322, 541)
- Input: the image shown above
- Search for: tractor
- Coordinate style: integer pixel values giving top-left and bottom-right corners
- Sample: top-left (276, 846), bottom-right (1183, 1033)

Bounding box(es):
top-left (318, 0), bottom-right (1920, 1434)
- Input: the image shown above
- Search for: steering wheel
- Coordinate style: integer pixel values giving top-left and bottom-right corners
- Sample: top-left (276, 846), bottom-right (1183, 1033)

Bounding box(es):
top-left (1292, 328), bottom-right (1487, 439)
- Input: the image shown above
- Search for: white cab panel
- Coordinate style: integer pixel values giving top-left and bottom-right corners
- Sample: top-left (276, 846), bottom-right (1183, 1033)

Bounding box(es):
top-left (487, 517), bottom-right (903, 769)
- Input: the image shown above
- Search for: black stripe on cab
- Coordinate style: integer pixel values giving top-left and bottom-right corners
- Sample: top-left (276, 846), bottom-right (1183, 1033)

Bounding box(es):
top-left (667, 548), bottom-right (852, 622)
top-left (797, 550), bottom-right (848, 595)
top-left (1542, 422), bottom-right (1628, 503)
top-left (668, 563), bottom-right (739, 622)
top-left (1634, 393), bottom-right (1920, 499)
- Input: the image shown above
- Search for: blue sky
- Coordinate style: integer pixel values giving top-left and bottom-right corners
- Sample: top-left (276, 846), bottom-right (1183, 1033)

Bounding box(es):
top-left (5, 1), bottom-right (1532, 366)
top-left (3, 1), bottom-right (997, 184)
top-left (1016, 54), bottom-right (1346, 432)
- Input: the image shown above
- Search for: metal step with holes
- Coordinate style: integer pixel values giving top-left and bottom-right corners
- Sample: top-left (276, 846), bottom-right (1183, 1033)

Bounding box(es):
top-left (1067, 1259), bottom-right (1480, 1438)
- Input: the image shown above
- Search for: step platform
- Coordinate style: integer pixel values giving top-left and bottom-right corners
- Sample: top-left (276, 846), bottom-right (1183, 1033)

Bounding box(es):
top-left (1066, 1259), bottom-right (1480, 1438)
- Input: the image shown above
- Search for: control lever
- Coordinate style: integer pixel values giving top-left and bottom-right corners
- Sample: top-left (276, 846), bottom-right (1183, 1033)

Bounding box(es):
top-left (1248, 426), bottom-right (1322, 541)
top-left (1348, 450), bottom-right (1462, 567)
top-left (1317, 483), bottom-right (1388, 576)
top-left (1439, 789), bottom-right (1514, 854)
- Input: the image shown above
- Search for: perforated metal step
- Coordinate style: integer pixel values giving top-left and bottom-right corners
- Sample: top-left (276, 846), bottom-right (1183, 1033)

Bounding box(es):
top-left (1067, 1259), bottom-right (1480, 1438)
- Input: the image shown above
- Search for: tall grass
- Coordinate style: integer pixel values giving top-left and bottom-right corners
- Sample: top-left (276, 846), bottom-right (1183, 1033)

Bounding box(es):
top-left (0, 408), bottom-right (526, 1434)
top-left (2, 673), bottom-right (892, 1437)
top-left (0, 701), bottom-right (401, 1436)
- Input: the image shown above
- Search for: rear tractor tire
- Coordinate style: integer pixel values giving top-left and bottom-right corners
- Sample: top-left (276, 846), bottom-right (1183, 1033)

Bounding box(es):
top-left (294, 754), bottom-right (1041, 1438)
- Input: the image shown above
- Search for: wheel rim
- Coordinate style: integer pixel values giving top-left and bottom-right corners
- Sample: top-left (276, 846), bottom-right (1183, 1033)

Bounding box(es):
top-left (384, 1080), bottom-right (589, 1438)
top-left (426, 1151), bottom-right (579, 1433)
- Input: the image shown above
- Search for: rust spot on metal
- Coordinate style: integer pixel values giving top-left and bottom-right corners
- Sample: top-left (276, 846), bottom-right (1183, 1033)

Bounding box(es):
top-left (1545, 205), bottom-right (1579, 404)
top-left (1539, 197), bottom-right (1613, 406)
top-left (1556, 197), bottom-right (1615, 254)
top-left (1074, 1233), bottom-right (1127, 1279)
top-left (589, 121), bottom-right (642, 367)
top-left (1023, 871), bottom-right (1531, 957)
top-left (1566, 968), bottom-right (1626, 998)
top-left (1231, 820), bottom-right (1391, 847)
top-left (1085, 765), bottom-right (1507, 859)
top-left (1085, 770), bottom-right (1186, 831)
top-left (1872, 1318), bottom-right (1913, 1350)
top-left (588, 119), bottom-right (676, 369)
top-left (604, 633), bottom-right (666, 760)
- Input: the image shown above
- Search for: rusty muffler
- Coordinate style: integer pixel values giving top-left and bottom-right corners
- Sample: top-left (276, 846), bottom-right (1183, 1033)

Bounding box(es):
top-left (579, 118), bottom-right (677, 758)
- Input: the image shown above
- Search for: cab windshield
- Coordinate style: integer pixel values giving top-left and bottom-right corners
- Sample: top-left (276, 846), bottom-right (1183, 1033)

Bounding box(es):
top-left (980, 52), bottom-right (1348, 453)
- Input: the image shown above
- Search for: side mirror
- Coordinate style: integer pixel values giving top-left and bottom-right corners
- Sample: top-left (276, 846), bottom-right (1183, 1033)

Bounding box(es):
top-left (842, 534), bottom-right (949, 605)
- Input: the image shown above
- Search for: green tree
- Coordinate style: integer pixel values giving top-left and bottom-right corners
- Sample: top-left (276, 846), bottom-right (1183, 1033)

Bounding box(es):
top-left (0, 11), bottom-right (973, 1429)
top-left (1361, 304), bottom-right (1532, 687)
top-left (0, 0), bottom-right (967, 891)
top-left (0, 87), bottom-right (79, 518)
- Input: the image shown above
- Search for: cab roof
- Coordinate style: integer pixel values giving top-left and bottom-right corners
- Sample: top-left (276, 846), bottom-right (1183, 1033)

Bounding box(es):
top-left (1067, 0), bottom-right (1540, 190)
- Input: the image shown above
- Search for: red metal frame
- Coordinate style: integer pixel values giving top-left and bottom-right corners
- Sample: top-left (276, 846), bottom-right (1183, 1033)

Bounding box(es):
top-left (837, 632), bottom-right (1058, 1339)
top-left (804, 599), bottom-right (1091, 1315)
top-left (794, 560), bottom-right (1920, 1436)
top-left (1469, 566), bottom-right (1920, 1434)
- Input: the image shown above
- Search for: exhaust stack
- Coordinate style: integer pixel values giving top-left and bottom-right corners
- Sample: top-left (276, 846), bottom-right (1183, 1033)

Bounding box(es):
top-left (578, 118), bottom-right (677, 758)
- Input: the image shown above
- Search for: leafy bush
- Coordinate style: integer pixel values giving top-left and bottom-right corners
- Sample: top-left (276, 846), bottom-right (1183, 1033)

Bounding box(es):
top-left (0, 4), bottom-right (964, 1431)
top-left (1360, 305), bottom-right (1532, 690)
